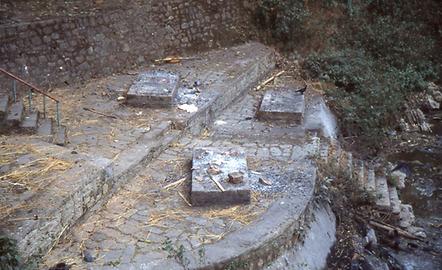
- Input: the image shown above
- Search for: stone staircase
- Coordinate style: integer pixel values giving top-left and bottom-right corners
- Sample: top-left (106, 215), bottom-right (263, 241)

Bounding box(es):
top-left (0, 93), bottom-right (67, 145)
top-left (318, 138), bottom-right (416, 230)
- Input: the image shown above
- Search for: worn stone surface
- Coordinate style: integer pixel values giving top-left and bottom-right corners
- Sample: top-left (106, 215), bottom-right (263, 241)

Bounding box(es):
top-left (375, 176), bottom-right (391, 210)
top-left (42, 103), bottom-right (319, 270)
top-left (304, 95), bottom-right (338, 139)
top-left (37, 118), bottom-right (53, 137)
top-left (257, 88), bottom-right (305, 124)
top-left (41, 125), bottom-right (319, 269)
top-left (191, 147), bottom-right (250, 206)
top-left (399, 204), bottom-right (415, 229)
top-left (1, 43), bottom-right (276, 262)
top-left (6, 100), bottom-right (24, 126)
top-left (0, 95), bottom-right (8, 119)
top-left (212, 93), bottom-right (305, 144)
top-left (127, 71), bottom-right (179, 108)
top-left (20, 111), bottom-right (39, 132)
top-left (266, 204), bottom-right (336, 270)
top-left (389, 186), bottom-right (401, 215)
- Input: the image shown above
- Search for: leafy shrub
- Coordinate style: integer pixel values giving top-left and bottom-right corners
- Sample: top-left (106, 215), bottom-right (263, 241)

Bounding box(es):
top-left (0, 235), bottom-right (20, 270)
top-left (257, 0), bottom-right (440, 149)
top-left (255, 0), bottom-right (310, 43)
top-left (305, 48), bottom-right (434, 146)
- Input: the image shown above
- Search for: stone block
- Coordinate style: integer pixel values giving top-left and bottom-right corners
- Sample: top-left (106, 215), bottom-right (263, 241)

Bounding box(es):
top-left (0, 95), bottom-right (9, 120)
top-left (6, 101), bottom-right (24, 126)
top-left (127, 71), bottom-right (179, 108)
top-left (191, 147), bottom-right (250, 206)
top-left (257, 87), bottom-right (305, 124)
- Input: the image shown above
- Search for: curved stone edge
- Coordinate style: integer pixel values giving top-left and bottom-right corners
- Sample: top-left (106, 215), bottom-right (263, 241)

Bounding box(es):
top-left (266, 203), bottom-right (336, 270)
top-left (3, 43), bottom-right (277, 261)
top-left (151, 163), bottom-right (318, 270)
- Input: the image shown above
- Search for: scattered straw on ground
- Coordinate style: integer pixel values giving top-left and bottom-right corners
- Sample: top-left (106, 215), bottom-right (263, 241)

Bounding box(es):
top-left (0, 156), bottom-right (71, 190)
top-left (0, 144), bottom-right (37, 164)
top-left (201, 205), bottom-right (259, 225)
top-left (0, 144), bottom-right (72, 220)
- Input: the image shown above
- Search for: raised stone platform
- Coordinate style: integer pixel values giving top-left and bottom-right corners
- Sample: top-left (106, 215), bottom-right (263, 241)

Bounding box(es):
top-left (1, 42), bottom-right (277, 263)
top-left (191, 147), bottom-right (250, 206)
top-left (127, 71), bottom-right (179, 107)
top-left (257, 87), bottom-right (305, 124)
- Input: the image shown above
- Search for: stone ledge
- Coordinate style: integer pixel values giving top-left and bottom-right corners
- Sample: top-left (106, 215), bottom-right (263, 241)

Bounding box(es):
top-left (147, 161), bottom-right (317, 270)
top-left (2, 42), bottom-right (277, 262)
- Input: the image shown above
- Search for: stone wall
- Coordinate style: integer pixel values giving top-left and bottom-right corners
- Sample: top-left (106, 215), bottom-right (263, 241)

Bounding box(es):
top-left (0, 0), bottom-right (252, 88)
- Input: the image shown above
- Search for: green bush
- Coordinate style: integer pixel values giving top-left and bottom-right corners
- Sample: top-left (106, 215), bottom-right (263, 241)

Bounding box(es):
top-left (256, 0), bottom-right (440, 149)
top-left (305, 48), bottom-right (433, 146)
top-left (0, 235), bottom-right (20, 270)
top-left (255, 0), bottom-right (310, 43)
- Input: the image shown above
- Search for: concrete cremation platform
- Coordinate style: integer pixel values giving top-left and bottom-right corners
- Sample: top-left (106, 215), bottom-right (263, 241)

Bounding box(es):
top-left (191, 147), bottom-right (251, 206)
top-left (257, 87), bottom-right (305, 124)
top-left (127, 71), bottom-right (179, 107)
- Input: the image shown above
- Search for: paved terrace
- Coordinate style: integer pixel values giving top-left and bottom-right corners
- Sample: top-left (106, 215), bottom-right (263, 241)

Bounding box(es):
top-left (0, 42), bottom-right (337, 269)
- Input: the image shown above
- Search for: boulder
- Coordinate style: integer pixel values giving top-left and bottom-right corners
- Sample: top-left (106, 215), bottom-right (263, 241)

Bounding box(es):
top-left (399, 204), bottom-right (415, 229)
top-left (422, 95), bottom-right (440, 111)
top-left (432, 90), bottom-right (442, 103)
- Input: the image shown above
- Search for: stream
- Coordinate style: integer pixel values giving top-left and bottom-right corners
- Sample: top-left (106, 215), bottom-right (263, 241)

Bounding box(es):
top-left (388, 114), bottom-right (442, 269)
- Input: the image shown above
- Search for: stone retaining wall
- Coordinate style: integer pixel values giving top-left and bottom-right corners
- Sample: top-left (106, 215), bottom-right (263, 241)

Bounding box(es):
top-left (0, 0), bottom-right (251, 88)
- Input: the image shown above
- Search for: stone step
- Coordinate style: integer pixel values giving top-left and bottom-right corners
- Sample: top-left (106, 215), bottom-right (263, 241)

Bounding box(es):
top-left (52, 125), bottom-right (68, 146)
top-left (127, 71), bottom-right (179, 108)
top-left (20, 111), bottom-right (39, 133)
top-left (389, 186), bottom-right (401, 215)
top-left (37, 118), bottom-right (53, 137)
top-left (0, 95), bottom-right (9, 120)
top-left (310, 135), bottom-right (321, 156)
top-left (355, 160), bottom-right (366, 188)
top-left (366, 167), bottom-right (376, 193)
top-left (257, 87), bottom-right (305, 124)
top-left (375, 175), bottom-right (391, 210)
top-left (345, 152), bottom-right (353, 178)
top-left (319, 143), bottom-right (329, 162)
top-left (399, 204), bottom-right (415, 229)
top-left (6, 101), bottom-right (24, 126)
top-left (328, 139), bottom-right (341, 163)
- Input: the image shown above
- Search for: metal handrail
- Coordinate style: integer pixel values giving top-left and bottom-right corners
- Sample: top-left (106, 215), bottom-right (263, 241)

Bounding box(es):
top-left (0, 67), bottom-right (62, 126)
top-left (0, 68), bottom-right (59, 102)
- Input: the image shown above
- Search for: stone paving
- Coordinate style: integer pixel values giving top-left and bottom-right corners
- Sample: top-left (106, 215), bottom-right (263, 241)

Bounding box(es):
top-left (42, 129), bottom-right (318, 269)
top-left (38, 65), bottom-right (324, 269)
top-left (38, 42), bottom-right (272, 159)
top-left (1, 42), bottom-right (331, 269)
top-left (0, 42), bottom-right (276, 261)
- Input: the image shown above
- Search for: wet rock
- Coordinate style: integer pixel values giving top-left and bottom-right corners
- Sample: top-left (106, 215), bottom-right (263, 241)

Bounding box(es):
top-left (361, 254), bottom-right (389, 270)
top-left (390, 163), bottom-right (410, 189)
top-left (432, 90), bottom-right (442, 103)
top-left (363, 227), bottom-right (378, 249)
top-left (422, 95), bottom-right (440, 111)
top-left (428, 82), bottom-right (442, 101)
top-left (407, 226), bottom-right (427, 238)
top-left (404, 108), bottom-right (432, 132)
top-left (428, 82), bottom-right (439, 92)
top-left (399, 204), bottom-right (415, 229)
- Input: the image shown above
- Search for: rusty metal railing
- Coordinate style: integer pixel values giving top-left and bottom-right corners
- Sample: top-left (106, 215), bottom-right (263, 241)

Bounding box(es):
top-left (0, 68), bottom-right (62, 126)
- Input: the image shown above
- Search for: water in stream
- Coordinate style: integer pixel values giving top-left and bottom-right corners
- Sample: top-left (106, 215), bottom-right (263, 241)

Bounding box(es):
top-left (388, 114), bottom-right (442, 269)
